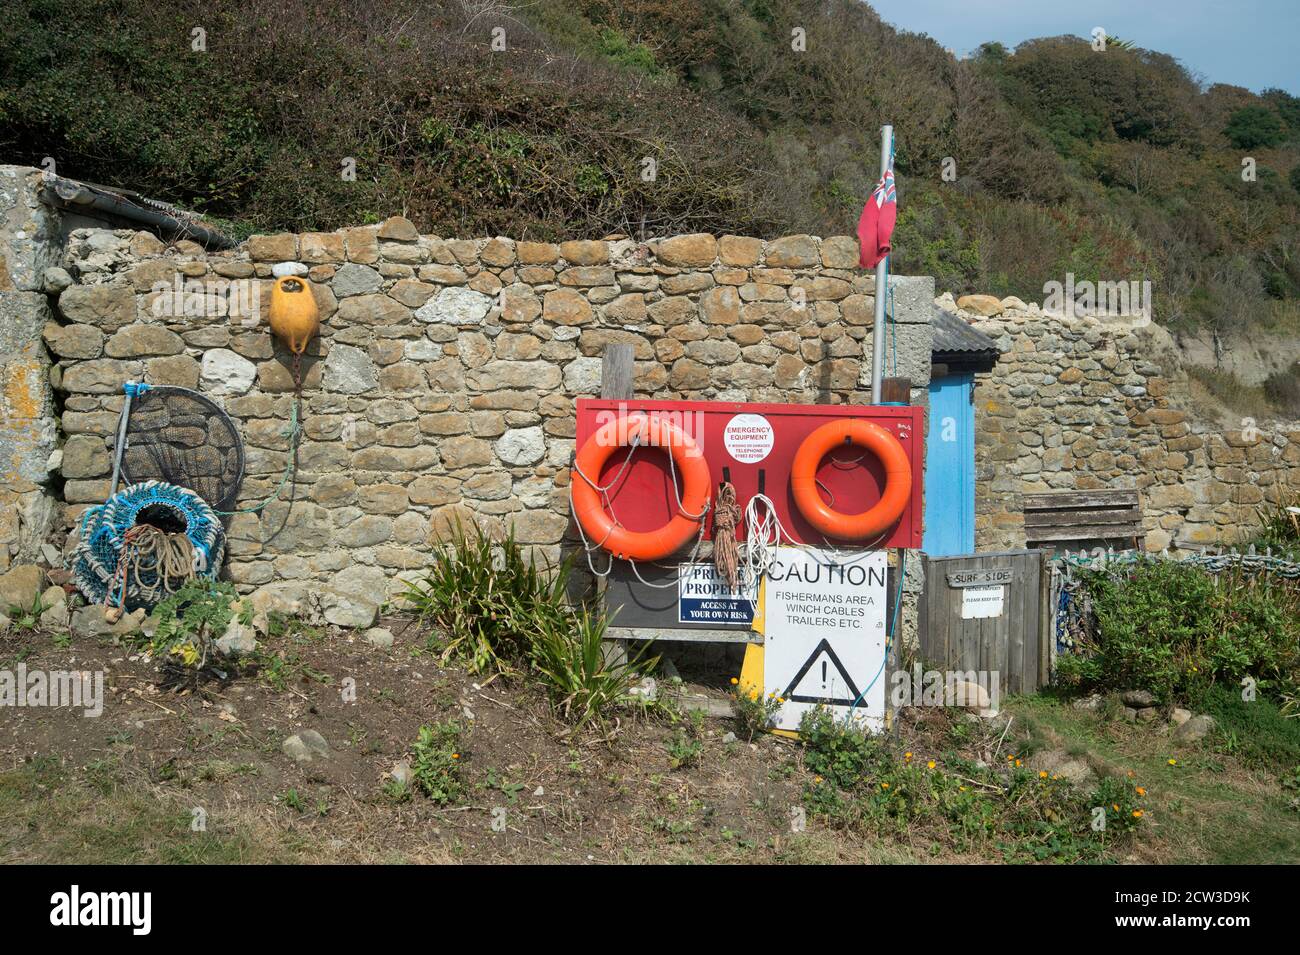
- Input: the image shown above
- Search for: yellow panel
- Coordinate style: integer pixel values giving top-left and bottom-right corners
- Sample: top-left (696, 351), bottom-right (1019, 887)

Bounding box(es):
top-left (738, 579), bottom-right (799, 739)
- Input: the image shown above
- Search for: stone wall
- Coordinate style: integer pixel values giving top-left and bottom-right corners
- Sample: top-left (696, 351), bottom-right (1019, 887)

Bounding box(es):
top-left (44, 201), bottom-right (933, 624)
top-left (953, 295), bottom-right (1300, 553)
top-left (0, 166), bottom-right (59, 571)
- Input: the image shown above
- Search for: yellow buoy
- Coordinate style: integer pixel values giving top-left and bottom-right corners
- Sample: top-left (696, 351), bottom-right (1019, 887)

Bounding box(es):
top-left (268, 276), bottom-right (320, 355)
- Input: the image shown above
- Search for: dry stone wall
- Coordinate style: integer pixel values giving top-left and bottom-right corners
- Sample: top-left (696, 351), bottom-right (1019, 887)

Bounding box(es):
top-left (46, 214), bottom-right (933, 623)
top-left (0, 166), bottom-right (59, 571)
top-left (950, 295), bottom-right (1300, 553)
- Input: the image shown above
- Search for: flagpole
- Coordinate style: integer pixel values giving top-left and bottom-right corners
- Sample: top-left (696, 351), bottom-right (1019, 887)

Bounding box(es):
top-left (870, 124), bottom-right (893, 402)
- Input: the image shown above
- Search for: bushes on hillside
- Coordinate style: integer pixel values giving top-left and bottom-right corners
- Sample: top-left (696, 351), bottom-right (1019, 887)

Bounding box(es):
top-left (1056, 560), bottom-right (1300, 705)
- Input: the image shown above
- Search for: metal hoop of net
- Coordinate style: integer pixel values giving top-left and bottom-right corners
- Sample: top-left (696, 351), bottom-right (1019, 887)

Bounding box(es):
top-left (111, 386), bottom-right (245, 517)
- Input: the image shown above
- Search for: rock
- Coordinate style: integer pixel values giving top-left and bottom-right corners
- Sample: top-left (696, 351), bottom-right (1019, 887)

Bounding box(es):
top-left (1173, 714), bottom-right (1216, 743)
top-left (721, 731), bottom-right (737, 744)
top-left (320, 565), bottom-right (386, 628)
top-left (0, 564), bottom-right (43, 611)
top-left (496, 427), bottom-right (546, 466)
top-left (1171, 707), bottom-right (1192, 726)
top-left (764, 234), bottom-right (819, 268)
top-left (271, 261), bottom-right (308, 277)
top-left (1136, 706), bottom-right (1159, 723)
top-left (562, 357), bottom-right (603, 394)
top-left (1071, 693), bottom-right (1103, 711)
top-left (248, 582), bottom-right (307, 633)
top-left (1026, 748), bottom-right (1095, 786)
top-left (1000, 296), bottom-right (1029, 311)
top-left (37, 585), bottom-right (69, 629)
top-left (58, 285), bottom-right (136, 330)
top-left (43, 266), bottom-right (74, 293)
top-left (377, 216), bottom-right (418, 241)
top-left (955, 294), bottom-right (1004, 317)
top-left (943, 680), bottom-right (992, 710)
top-left (1121, 689), bottom-right (1157, 707)
top-left (71, 605), bottom-right (144, 638)
top-left (59, 434), bottom-right (109, 479)
top-left (364, 627), bottom-right (395, 648)
top-left (390, 759), bottom-right (413, 788)
top-left (654, 234), bottom-right (718, 268)
top-left (322, 342), bottom-right (378, 394)
top-left (332, 263), bottom-right (383, 297)
top-left (282, 730), bottom-right (330, 763)
top-left (415, 286), bottom-right (492, 326)
top-left (215, 617), bottom-right (257, 656)
top-left (105, 324), bottom-right (185, 359)
top-left (200, 348), bottom-right (257, 395)
top-left (1122, 706), bottom-right (1139, 722)
top-left (628, 676), bottom-right (657, 701)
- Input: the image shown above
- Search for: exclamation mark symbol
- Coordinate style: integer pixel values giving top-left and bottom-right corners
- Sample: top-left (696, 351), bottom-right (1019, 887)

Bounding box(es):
top-left (821, 660), bottom-right (827, 688)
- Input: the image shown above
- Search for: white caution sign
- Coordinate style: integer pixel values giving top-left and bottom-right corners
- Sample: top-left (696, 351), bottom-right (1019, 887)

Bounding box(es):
top-left (762, 547), bottom-right (888, 732)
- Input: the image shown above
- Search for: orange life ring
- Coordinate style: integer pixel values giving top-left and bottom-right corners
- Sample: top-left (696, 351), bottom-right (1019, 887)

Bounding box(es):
top-left (572, 414), bottom-right (711, 561)
top-left (791, 419), bottom-right (911, 541)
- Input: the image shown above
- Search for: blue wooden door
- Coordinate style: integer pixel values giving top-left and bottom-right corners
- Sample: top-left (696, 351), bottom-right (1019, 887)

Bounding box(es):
top-left (924, 372), bottom-right (975, 556)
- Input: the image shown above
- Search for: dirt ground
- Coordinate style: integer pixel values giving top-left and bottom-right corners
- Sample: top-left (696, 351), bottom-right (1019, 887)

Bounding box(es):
top-left (3, 614), bottom-right (1296, 864)
top-left (0, 614), bottom-right (876, 863)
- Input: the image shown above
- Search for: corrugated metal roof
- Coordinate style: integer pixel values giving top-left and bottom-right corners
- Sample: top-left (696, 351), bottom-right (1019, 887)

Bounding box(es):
top-left (931, 307), bottom-right (1000, 358)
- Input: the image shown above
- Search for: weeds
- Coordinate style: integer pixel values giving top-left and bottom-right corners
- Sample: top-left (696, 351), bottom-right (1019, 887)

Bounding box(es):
top-left (797, 707), bottom-right (1144, 863)
top-left (410, 721), bottom-right (464, 804)
top-left (730, 679), bottom-right (784, 741)
top-left (142, 579), bottom-right (249, 688)
top-left (400, 525), bottom-right (655, 728)
top-left (1057, 559), bottom-right (1300, 704)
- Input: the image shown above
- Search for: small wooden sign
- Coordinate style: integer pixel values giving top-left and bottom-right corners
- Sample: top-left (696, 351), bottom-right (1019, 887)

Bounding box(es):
top-left (947, 568), bottom-right (1017, 588)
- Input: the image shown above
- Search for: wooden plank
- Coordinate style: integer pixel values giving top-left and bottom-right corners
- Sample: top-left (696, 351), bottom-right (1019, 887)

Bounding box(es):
top-left (1024, 507), bottom-right (1141, 528)
top-left (880, 377), bottom-right (912, 404)
top-left (599, 344), bottom-right (635, 400)
top-left (1023, 489), bottom-right (1138, 510)
top-left (606, 626), bottom-right (760, 644)
top-left (1006, 557), bottom-right (1025, 694)
top-left (1022, 553), bottom-right (1040, 693)
top-left (1026, 523), bottom-right (1143, 543)
top-left (1037, 550), bottom-right (1052, 690)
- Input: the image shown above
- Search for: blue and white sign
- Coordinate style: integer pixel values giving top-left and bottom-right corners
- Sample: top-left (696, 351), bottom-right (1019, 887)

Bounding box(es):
top-left (678, 563), bottom-right (754, 625)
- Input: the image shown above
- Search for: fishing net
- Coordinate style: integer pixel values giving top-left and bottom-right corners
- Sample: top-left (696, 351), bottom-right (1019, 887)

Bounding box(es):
top-left (73, 480), bottom-right (226, 612)
top-left (109, 385), bottom-right (245, 516)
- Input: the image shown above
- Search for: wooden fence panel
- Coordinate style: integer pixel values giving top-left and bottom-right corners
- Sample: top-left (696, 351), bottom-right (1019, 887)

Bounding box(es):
top-left (920, 550), bottom-right (1047, 695)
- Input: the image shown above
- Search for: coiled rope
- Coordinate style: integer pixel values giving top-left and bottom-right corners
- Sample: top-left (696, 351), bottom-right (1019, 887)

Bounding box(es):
top-left (712, 482), bottom-right (741, 590)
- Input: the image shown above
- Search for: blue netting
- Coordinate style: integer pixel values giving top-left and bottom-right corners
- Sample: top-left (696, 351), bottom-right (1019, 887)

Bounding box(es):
top-left (73, 480), bottom-right (225, 611)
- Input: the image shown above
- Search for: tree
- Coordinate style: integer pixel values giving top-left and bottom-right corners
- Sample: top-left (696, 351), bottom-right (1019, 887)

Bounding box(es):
top-left (1225, 106), bottom-right (1285, 149)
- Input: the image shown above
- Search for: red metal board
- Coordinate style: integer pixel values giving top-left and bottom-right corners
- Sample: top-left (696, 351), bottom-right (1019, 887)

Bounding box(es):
top-left (574, 399), bottom-right (924, 550)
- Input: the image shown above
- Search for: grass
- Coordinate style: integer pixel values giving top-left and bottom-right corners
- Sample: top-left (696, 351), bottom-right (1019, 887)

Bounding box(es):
top-left (0, 758), bottom-right (320, 864)
top-left (1010, 696), bottom-right (1300, 864)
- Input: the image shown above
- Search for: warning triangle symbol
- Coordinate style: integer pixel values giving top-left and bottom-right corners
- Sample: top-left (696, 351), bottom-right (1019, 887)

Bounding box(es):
top-left (782, 638), bottom-right (862, 707)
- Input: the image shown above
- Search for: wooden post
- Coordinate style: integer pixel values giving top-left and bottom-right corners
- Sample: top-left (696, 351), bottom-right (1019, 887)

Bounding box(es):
top-left (598, 344), bottom-right (636, 667)
top-left (600, 344), bottom-right (635, 401)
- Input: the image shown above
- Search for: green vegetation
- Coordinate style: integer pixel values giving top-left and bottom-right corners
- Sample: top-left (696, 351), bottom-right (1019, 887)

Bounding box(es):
top-left (400, 524), bottom-right (654, 727)
top-left (143, 578), bottom-right (250, 680)
top-left (731, 681), bottom-right (784, 741)
top-left (3, 1), bottom-right (1297, 341)
top-left (797, 707), bottom-right (1142, 862)
top-left (409, 721), bottom-right (465, 804)
top-left (1056, 560), bottom-right (1300, 705)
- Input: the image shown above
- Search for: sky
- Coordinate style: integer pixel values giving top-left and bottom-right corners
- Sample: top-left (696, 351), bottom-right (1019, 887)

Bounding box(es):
top-left (867, 0), bottom-right (1299, 94)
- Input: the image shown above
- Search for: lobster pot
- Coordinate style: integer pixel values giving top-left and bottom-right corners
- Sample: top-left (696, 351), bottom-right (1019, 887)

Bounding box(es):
top-left (73, 480), bottom-right (226, 612)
